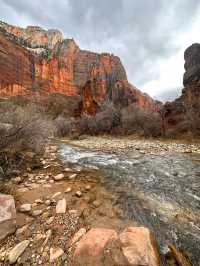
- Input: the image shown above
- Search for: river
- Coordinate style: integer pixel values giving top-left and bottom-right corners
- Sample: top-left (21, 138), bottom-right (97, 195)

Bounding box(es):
top-left (59, 143), bottom-right (200, 264)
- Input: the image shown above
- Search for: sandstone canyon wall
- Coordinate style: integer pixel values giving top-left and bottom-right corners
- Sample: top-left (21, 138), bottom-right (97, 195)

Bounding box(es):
top-left (0, 21), bottom-right (160, 115)
top-left (163, 43), bottom-right (200, 136)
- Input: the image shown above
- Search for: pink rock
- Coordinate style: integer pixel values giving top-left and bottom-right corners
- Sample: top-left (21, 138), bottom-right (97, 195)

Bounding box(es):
top-left (0, 194), bottom-right (16, 241)
top-left (119, 226), bottom-right (160, 266)
top-left (73, 227), bottom-right (161, 266)
top-left (73, 228), bottom-right (119, 266)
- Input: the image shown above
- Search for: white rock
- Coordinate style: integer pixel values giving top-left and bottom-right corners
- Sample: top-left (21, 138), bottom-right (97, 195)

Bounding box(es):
top-left (69, 174), bottom-right (77, 179)
top-left (52, 192), bottom-right (62, 199)
top-left (56, 198), bottom-right (66, 214)
top-left (65, 187), bottom-right (72, 193)
top-left (75, 191), bottom-right (82, 197)
top-left (49, 247), bottom-right (64, 262)
top-left (32, 210), bottom-right (43, 216)
top-left (19, 203), bottom-right (31, 213)
top-left (45, 199), bottom-right (51, 206)
top-left (54, 174), bottom-right (64, 181)
top-left (64, 168), bottom-right (72, 172)
top-left (8, 240), bottom-right (30, 264)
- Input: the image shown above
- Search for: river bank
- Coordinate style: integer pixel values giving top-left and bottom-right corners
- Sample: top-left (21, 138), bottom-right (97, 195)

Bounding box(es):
top-left (0, 136), bottom-right (198, 265)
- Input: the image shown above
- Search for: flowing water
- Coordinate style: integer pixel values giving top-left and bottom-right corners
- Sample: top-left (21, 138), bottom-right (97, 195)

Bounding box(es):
top-left (60, 144), bottom-right (200, 264)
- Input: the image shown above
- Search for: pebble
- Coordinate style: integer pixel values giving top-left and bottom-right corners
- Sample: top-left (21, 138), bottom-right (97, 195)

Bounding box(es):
top-left (12, 176), bottom-right (22, 184)
top-left (65, 187), bottom-right (72, 193)
top-left (64, 168), bottom-right (72, 172)
top-left (56, 198), bottom-right (67, 214)
top-left (92, 200), bottom-right (101, 208)
top-left (75, 191), bottom-right (82, 197)
top-left (85, 185), bottom-right (91, 191)
top-left (16, 225), bottom-right (29, 236)
top-left (8, 240), bottom-right (30, 264)
top-left (19, 203), bottom-right (32, 213)
top-left (45, 199), bottom-right (51, 206)
top-left (46, 216), bottom-right (54, 225)
top-left (69, 174), bottom-right (77, 179)
top-left (54, 173), bottom-right (64, 181)
top-left (32, 210), bottom-right (43, 216)
top-left (35, 199), bottom-right (43, 204)
top-left (49, 247), bottom-right (64, 263)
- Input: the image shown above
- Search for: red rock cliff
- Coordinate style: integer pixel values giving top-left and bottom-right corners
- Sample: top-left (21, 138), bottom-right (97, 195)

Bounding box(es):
top-left (0, 21), bottom-right (160, 115)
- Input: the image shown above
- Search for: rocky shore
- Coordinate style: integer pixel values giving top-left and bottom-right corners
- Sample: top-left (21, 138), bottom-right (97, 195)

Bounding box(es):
top-left (66, 135), bottom-right (200, 154)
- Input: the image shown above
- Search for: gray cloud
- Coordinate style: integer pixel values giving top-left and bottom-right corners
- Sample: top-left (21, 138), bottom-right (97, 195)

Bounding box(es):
top-left (0, 0), bottom-right (200, 100)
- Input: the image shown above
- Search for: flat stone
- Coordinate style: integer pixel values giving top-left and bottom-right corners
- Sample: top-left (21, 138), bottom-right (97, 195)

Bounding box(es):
top-left (32, 210), bottom-right (43, 216)
top-left (64, 168), bottom-right (72, 172)
top-left (56, 198), bottom-right (66, 214)
top-left (54, 173), bottom-right (64, 181)
top-left (49, 247), bottom-right (64, 263)
top-left (19, 203), bottom-right (32, 213)
top-left (0, 194), bottom-right (16, 241)
top-left (8, 240), bottom-right (30, 264)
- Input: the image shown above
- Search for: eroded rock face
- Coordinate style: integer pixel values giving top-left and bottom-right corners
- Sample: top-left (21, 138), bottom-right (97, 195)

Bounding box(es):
top-left (0, 193), bottom-right (16, 241)
top-left (163, 43), bottom-right (200, 136)
top-left (0, 21), bottom-right (160, 115)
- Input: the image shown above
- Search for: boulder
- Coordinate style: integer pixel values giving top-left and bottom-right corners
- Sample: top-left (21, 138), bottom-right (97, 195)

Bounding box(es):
top-left (73, 228), bottom-right (121, 266)
top-left (0, 193), bottom-right (16, 241)
top-left (119, 226), bottom-right (161, 266)
top-left (73, 227), bottom-right (161, 266)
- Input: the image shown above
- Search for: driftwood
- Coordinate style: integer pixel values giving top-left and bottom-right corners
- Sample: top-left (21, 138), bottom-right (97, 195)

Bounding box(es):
top-left (168, 244), bottom-right (192, 266)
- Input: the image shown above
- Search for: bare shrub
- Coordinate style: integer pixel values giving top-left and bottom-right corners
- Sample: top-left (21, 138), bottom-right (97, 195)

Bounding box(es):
top-left (78, 102), bottom-right (120, 135)
top-left (54, 116), bottom-right (76, 137)
top-left (120, 105), bottom-right (162, 137)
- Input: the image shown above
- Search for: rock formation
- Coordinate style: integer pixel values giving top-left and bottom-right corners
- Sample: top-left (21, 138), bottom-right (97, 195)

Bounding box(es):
top-left (162, 43), bottom-right (200, 136)
top-left (0, 21), bottom-right (160, 115)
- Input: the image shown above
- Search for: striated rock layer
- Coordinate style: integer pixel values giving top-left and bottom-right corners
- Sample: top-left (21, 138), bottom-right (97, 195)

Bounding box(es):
top-left (0, 21), bottom-right (160, 115)
top-left (163, 43), bottom-right (200, 136)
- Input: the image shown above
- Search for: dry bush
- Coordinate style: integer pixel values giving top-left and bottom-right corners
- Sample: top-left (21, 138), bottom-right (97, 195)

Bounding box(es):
top-left (120, 105), bottom-right (162, 137)
top-left (78, 102), bottom-right (120, 135)
top-left (54, 116), bottom-right (76, 137)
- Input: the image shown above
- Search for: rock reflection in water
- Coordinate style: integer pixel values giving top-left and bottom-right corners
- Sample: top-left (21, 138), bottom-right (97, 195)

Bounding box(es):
top-left (60, 144), bottom-right (200, 264)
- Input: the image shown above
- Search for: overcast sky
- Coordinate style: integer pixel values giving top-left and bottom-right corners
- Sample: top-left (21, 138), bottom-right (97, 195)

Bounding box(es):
top-left (1, 0), bottom-right (200, 102)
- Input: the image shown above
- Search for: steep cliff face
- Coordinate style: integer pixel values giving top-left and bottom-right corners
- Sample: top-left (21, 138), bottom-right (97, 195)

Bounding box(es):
top-left (0, 21), bottom-right (160, 115)
top-left (163, 43), bottom-right (200, 136)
